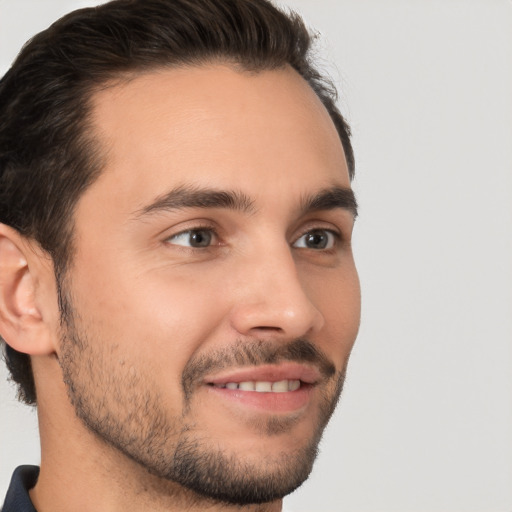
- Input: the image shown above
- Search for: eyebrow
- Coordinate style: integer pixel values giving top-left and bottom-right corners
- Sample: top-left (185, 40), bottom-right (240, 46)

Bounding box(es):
top-left (132, 184), bottom-right (358, 220)
top-left (301, 186), bottom-right (358, 219)
top-left (133, 185), bottom-right (255, 218)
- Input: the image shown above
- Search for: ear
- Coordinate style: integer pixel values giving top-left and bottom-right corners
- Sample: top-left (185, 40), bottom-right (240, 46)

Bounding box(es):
top-left (0, 223), bottom-right (57, 356)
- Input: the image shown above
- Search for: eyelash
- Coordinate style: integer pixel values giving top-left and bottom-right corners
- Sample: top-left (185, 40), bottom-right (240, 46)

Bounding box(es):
top-left (292, 228), bottom-right (341, 251)
top-left (165, 224), bottom-right (220, 249)
top-left (165, 225), bottom-right (342, 251)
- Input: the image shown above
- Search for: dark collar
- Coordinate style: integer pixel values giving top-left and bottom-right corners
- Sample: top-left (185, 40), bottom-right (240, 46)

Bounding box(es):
top-left (2, 466), bottom-right (39, 512)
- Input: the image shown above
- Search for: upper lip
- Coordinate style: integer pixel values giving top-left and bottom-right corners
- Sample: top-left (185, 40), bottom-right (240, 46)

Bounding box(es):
top-left (203, 362), bottom-right (322, 386)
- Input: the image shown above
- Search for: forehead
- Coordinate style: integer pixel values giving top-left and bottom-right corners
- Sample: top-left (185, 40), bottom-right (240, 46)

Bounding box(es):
top-left (83, 64), bottom-right (349, 214)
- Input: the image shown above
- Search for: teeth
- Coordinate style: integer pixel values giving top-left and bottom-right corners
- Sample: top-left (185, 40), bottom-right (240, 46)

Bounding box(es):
top-left (288, 380), bottom-right (301, 391)
top-left (215, 380), bottom-right (302, 392)
top-left (255, 381), bottom-right (272, 392)
top-left (271, 380), bottom-right (288, 393)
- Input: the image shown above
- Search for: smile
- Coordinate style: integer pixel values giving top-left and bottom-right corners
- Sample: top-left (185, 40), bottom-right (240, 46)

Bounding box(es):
top-left (211, 379), bottom-right (302, 392)
top-left (202, 363), bottom-right (321, 414)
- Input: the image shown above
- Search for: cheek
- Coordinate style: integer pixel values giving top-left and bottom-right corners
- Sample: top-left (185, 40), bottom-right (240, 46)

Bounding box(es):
top-left (305, 263), bottom-right (361, 358)
top-left (69, 258), bottom-right (232, 376)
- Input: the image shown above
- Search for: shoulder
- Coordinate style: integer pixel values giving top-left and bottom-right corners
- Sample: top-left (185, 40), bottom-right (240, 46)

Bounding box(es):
top-left (2, 466), bottom-right (39, 512)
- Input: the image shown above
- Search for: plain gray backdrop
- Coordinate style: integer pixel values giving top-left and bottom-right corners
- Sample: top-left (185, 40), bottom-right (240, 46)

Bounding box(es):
top-left (1, 1), bottom-right (511, 511)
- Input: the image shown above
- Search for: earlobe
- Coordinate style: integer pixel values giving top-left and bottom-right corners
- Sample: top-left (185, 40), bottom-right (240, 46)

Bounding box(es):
top-left (0, 224), bottom-right (55, 356)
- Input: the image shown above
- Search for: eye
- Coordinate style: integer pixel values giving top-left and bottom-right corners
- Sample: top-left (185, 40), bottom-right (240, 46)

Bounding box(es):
top-left (168, 228), bottom-right (216, 248)
top-left (293, 229), bottom-right (337, 250)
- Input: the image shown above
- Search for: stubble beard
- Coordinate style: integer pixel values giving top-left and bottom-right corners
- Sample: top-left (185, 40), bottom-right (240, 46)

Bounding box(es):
top-left (57, 289), bottom-right (346, 506)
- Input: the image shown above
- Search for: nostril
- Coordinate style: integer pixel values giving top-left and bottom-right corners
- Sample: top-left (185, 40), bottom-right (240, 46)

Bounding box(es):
top-left (253, 326), bottom-right (283, 331)
top-left (230, 295), bottom-right (323, 340)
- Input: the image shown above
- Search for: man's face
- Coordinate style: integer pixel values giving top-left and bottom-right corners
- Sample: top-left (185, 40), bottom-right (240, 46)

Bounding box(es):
top-left (58, 64), bottom-right (360, 504)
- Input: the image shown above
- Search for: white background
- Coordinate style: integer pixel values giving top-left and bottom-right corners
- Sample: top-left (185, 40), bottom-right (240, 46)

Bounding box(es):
top-left (1, 1), bottom-right (511, 511)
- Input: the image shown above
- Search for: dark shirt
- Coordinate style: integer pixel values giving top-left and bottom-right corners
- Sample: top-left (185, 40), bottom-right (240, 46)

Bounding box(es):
top-left (1, 466), bottom-right (38, 512)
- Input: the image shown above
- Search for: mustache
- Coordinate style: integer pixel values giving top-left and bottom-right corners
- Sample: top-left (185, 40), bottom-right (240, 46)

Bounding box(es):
top-left (181, 338), bottom-right (336, 400)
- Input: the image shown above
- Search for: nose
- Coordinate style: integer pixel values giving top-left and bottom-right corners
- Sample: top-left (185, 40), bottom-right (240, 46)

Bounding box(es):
top-left (229, 244), bottom-right (325, 339)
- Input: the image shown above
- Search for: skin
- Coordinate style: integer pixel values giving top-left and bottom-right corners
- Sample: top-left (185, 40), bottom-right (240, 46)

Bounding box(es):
top-left (0, 64), bottom-right (360, 512)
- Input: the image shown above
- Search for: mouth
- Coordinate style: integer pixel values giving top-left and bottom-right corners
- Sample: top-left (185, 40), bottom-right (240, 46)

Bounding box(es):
top-left (203, 363), bottom-right (320, 414)
top-left (209, 379), bottom-right (303, 392)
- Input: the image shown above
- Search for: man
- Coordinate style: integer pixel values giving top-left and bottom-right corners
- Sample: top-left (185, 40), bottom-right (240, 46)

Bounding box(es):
top-left (0, 0), bottom-right (360, 510)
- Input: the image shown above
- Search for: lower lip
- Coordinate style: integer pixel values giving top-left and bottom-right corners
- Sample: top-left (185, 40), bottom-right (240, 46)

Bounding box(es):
top-left (206, 384), bottom-right (314, 413)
